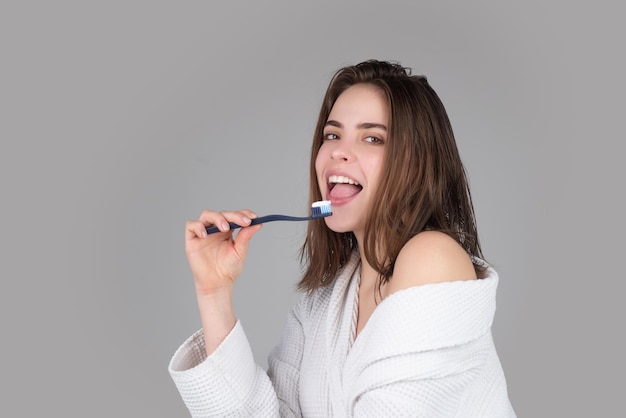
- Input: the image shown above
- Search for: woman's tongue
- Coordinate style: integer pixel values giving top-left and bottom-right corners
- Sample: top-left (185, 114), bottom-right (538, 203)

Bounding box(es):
top-left (329, 183), bottom-right (362, 199)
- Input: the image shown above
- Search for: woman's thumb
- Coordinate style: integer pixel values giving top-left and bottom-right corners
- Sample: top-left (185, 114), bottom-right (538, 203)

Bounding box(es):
top-left (233, 223), bottom-right (263, 257)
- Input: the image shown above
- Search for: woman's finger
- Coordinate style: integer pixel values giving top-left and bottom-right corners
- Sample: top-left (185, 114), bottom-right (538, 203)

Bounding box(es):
top-left (197, 210), bottom-right (232, 233)
top-left (185, 220), bottom-right (208, 239)
top-left (198, 209), bottom-right (257, 232)
top-left (218, 210), bottom-right (256, 228)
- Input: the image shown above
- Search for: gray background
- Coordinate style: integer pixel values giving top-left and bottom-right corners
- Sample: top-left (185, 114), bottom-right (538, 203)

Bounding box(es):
top-left (1, 1), bottom-right (624, 416)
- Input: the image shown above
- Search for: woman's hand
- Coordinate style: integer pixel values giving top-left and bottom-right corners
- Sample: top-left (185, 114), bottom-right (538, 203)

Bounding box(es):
top-left (185, 209), bottom-right (262, 296)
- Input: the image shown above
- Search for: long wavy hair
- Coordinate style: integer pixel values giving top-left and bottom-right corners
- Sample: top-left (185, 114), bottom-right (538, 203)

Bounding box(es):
top-left (298, 60), bottom-right (484, 292)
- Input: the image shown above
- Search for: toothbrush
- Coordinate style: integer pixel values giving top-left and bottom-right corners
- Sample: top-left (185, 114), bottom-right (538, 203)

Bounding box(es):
top-left (205, 200), bottom-right (332, 234)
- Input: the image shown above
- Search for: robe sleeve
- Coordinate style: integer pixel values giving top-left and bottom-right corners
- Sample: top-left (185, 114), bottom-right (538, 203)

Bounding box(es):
top-left (345, 272), bottom-right (516, 417)
top-left (350, 335), bottom-right (516, 417)
top-left (168, 294), bottom-right (311, 417)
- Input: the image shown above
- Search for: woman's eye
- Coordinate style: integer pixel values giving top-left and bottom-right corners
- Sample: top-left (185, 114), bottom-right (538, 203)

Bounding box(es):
top-left (323, 133), bottom-right (339, 140)
top-left (364, 136), bottom-right (384, 144)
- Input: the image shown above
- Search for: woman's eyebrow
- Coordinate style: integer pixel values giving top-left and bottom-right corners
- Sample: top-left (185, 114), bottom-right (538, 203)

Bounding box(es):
top-left (358, 122), bottom-right (387, 131)
top-left (324, 120), bottom-right (387, 131)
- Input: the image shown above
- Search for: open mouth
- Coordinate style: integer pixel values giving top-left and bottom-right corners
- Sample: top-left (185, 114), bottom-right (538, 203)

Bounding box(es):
top-left (328, 175), bottom-right (363, 199)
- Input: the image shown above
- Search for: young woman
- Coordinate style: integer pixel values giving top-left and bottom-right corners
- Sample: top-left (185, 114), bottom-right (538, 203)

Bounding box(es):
top-left (170, 60), bottom-right (516, 417)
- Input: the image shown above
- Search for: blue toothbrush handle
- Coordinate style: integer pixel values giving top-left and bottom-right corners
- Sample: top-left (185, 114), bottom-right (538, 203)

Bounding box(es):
top-left (205, 214), bottom-right (313, 234)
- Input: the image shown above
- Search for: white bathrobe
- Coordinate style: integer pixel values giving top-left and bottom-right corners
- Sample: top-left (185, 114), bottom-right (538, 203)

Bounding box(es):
top-left (169, 253), bottom-right (516, 417)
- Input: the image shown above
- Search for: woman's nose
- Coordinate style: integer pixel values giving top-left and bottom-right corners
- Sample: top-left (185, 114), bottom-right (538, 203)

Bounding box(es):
top-left (330, 140), bottom-right (353, 161)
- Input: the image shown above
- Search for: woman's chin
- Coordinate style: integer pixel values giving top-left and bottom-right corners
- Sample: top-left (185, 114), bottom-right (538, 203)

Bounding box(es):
top-left (323, 217), bottom-right (355, 234)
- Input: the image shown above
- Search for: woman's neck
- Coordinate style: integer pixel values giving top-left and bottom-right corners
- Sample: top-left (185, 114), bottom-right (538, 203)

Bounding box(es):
top-left (356, 236), bottom-right (381, 292)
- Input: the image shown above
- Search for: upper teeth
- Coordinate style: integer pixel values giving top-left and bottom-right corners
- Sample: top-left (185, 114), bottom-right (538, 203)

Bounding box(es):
top-left (329, 175), bottom-right (360, 186)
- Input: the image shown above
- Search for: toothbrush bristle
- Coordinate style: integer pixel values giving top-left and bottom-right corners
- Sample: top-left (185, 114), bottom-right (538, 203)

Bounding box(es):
top-left (311, 200), bottom-right (332, 218)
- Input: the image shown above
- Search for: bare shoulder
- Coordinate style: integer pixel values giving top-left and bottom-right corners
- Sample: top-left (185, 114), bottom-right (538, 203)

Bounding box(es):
top-left (387, 231), bottom-right (477, 295)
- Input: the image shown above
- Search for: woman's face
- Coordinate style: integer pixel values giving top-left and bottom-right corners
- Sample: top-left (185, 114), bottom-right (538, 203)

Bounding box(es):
top-left (315, 83), bottom-right (388, 239)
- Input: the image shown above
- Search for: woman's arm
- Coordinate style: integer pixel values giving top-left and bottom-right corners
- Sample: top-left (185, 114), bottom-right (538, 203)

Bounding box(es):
top-left (169, 294), bottom-right (311, 417)
top-left (170, 209), bottom-right (285, 417)
top-left (171, 206), bottom-right (310, 416)
top-left (184, 209), bottom-right (260, 355)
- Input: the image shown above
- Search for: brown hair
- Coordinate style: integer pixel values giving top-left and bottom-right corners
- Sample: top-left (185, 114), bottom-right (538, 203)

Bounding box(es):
top-left (299, 60), bottom-right (484, 292)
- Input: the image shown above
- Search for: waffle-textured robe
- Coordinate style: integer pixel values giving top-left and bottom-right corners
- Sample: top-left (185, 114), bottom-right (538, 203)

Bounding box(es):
top-left (169, 253), bottom-right (516, 417)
